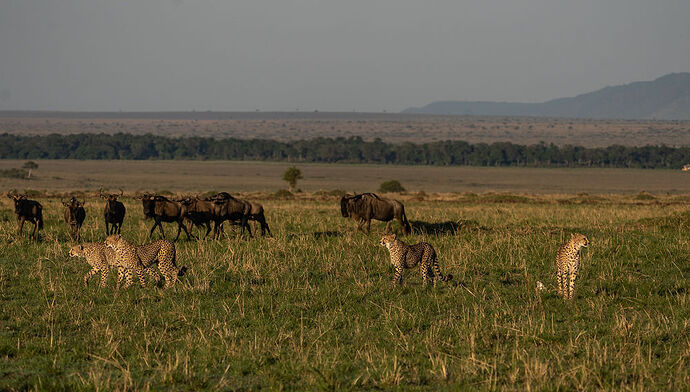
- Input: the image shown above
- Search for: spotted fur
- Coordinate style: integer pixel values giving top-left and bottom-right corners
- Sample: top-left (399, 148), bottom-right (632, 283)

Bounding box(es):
top-left (380, 234), bottom-right (452, 286)
top-left (136, 239), bottom-right (186, 288)
top-left (104, 234), bottom-right (149, 289)
top-left (556, 233), bottom-right (589, 300)
top-left (69, 242), bottom-right (119, 288)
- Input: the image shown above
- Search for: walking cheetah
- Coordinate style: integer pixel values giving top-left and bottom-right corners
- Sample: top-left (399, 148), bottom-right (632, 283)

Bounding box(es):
top-left (379, 234), bottom-right (452, 286)
top-left (68, 243), bottom-right (119, 288)
top-left (556, 233), bottom-right (589, 300)
top-left (136, 239), bottom-right (187, 288)
top-left (104, 234), bottom-right (150, 289)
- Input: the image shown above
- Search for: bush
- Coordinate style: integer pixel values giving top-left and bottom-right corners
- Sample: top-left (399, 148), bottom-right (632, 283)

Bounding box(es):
top-left (378, 180), bottom-right (405, 193)
top-left (274, 189), bottom-right (294, 199)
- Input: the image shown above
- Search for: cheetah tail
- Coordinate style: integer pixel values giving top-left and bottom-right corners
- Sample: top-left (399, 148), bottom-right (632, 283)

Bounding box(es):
top-left (440, 273), bottom-right (453, 282)
top-left (178, 266), bottom-right (187, 277)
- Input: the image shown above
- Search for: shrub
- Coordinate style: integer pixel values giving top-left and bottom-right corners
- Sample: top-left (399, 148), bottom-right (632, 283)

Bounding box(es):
top-left (378, 180), bottom-right (405, 193)
top-left (274, 189), bottom-right (294, 199)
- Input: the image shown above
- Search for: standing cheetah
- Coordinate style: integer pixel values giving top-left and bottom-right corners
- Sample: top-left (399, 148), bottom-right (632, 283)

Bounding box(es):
top-left (380, 234), bottom-right (452, 286)
top-left (556, 233), bottom-right (590, 300)
top-left (136, 239), bottom-right (187, 288)
top-left (68, 243), bottom-right (119, 288)
top-left (104, 234), bottom-right (150, 289)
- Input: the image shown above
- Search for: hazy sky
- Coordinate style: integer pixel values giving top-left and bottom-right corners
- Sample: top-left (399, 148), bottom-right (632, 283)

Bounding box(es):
top-left (1, 0), bottom-right (689, 112)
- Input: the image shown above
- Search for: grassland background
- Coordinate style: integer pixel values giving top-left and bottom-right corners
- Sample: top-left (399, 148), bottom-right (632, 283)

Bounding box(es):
top-left (3, 160), bottom-right (690, 195)
top-left (1, 189), bottom-right (689, 390)
top-left (1, 112), bottom-right (689, 147)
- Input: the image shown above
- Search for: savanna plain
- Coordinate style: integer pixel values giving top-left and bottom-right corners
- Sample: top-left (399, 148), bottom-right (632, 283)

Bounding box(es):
top-left (1, 168), bottom-right (689, 390)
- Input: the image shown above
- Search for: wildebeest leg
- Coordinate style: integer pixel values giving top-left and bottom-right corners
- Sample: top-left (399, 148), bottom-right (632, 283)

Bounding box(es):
top-left (355, 218), bottom-right (365, 233)
top-left (241, 217), bottom-right (253, 238)
top-left (260, 218), bottom-right (272, 236)
top-left (385, 221), bottom-right (393, 234)
top-left (366, 219), bottom-right (372, 234)
top-left (17, 216), bottom-right (25, 238)
top-left (203, 222), bottom-right (212, 239)
top-left (177, 220), bottom-right (193, 241)
top-left (105, 220), bottom-right (110, 235)
top-left (149, 222), bottom-right (157, 238)
top-left (116, 222), bottom-right (122, 235)
top-left (31, 219), bottom-right (39, 240)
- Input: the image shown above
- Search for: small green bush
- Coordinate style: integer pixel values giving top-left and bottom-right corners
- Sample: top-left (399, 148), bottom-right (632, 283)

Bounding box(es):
top-left (274, 189), bottom-right (294, 199)
top-left (378, 180), bottom-right (405, 193)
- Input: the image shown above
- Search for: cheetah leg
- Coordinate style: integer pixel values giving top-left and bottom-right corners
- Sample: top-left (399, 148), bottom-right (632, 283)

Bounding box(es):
top-left (392, 265), bottom-right (404, 285)
top-left (420, 262), bottom-right (430, 286)
top-left (567, 271), bottom-right (577, 300)
top-left (556, 270), bottom-right (563, 297)
top-left (135, 266), bottom-right (148, 287)
top-left (84, 269), bottom-right (97, 287)
top-left (121, 268), bottom-right (134, 289)
top-left (115, 268), bottom-right (125, 289)
top-left (145, 266), bottom-right (162, 285)
top-left (99, 269), bottom-right (109, 288)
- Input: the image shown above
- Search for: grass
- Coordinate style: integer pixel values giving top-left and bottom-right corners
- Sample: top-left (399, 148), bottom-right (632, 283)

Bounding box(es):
top-left (0, 194), bottom-right (689, 390)
top-left (3, 160), bottom-right (690, 194)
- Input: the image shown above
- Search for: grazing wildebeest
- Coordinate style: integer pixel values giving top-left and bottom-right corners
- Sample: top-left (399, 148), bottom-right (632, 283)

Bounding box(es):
top-left (206, 192), bottom-right (271, 236)
top-left (204, 192), bottom-right (252, 238)
top-left (178, 196), bottom-right (218, 240)
top-left (139, 194), bottom-right (192, 240)
top-left (7, 192), bottom-right (43, 239)
top-left (340, 192), bottom-right (411, 234)
top-left (100, 189), bottom-right (126, 235)
top-left (62, 196), bottom-right (86, 241)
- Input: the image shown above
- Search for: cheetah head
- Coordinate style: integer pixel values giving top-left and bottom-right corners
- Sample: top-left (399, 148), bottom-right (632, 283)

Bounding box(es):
top-left (379, 234), bottom-right (397, 249)
top-left (571, 233), bottom-right (589, 248)
top-left (104, 234), bottom-right (123, 249)
top-left (68, 244), bottom-right (85, 258)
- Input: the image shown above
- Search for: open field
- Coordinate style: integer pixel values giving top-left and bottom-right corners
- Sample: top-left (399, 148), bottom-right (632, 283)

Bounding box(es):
top-left (3, 160), bottom-right (690, 195)
top-left (0, 193), bottom-right (689, 390)
top-left (1, 111), bottom-right (689, 147)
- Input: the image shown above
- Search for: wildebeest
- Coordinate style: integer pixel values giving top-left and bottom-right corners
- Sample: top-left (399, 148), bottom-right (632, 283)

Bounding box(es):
top-left (139, 193), bottom-right (192, 240)
top-left (340, 192), bottom-right (411, 234)
top-left (7, 192), bottom-right (43, 239)
top-left (100, 189), bottom-right (126, 235)
top-left (62, 196), bottom-right (86, 241)
top-left (204, 192), bottom-right (253, 238)
top-left (178, 196), bottom-right (218, 240)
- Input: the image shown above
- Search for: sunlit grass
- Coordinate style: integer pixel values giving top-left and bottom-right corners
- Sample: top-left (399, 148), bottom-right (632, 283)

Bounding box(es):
top-left (0, 194), bottom-right (689, 390)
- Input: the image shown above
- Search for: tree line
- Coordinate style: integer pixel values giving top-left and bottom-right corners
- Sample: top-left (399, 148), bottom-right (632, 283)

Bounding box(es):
top-left (0, 133), bottom-right (688, 168)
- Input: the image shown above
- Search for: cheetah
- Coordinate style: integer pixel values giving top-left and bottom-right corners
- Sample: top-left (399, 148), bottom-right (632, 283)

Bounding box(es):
top-left (380, 234), bottom-right (452, 286)
top-left (135, 239), bottom-right (187, 288)
top-left (104, 234), bottom-right (150, 289)
top-left (68, 242), bottom-right (119, 288)
top-left (556, 233), bottom-right (589, 300)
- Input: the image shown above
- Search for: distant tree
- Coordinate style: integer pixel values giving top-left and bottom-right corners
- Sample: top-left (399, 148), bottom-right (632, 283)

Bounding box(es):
top-left (282, 166), bottom-right (303, 192)
top-left (378, 180), bottom-right (405, 193)
top-left (22, 161), bottom-right (38, 179)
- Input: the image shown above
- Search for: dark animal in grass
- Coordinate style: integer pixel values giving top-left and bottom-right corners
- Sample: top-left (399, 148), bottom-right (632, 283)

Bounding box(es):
top-left (62, 196), bottom-right (86, 241)
top-left (7, 192), bottom-right (43, 239)
top-left (139, 193), bottom-right (192, 240)
top-left (178, 196), bottom-right (218, 240)
top-left (207, 193), bottom-right (271, 237)
top-left (340, 192), bottom-right (411, 234)
top-left (100, 189), bottom-right (126, 235)
top-left (204, 192), bottom-right (252, 238)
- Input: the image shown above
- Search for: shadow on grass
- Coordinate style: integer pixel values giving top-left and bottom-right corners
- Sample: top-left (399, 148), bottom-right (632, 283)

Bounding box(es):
top-left (410, 219), bottom-right (490, 235)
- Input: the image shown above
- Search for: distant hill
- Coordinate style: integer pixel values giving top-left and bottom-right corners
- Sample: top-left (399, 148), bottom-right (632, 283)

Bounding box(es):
top-left (403, 73), bottom-right (690, 120)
